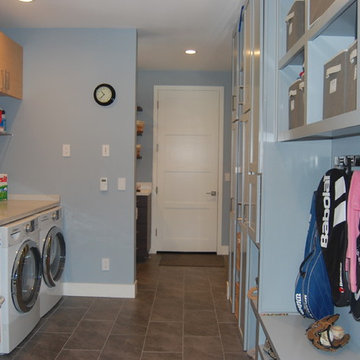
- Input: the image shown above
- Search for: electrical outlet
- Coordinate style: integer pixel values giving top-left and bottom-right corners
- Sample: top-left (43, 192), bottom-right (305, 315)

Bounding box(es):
top-left (101, 258), bottom-right (110, 271)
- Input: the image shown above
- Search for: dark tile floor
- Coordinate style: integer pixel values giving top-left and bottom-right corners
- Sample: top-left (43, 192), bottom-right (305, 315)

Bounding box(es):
top-left (2, 255), bottom-right (249, 360)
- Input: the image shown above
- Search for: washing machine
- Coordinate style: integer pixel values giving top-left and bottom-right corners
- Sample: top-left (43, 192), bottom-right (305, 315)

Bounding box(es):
top-left (0, 215), bottom-right (42, 354)
top-left (38, 206), bottom-right (65, 318)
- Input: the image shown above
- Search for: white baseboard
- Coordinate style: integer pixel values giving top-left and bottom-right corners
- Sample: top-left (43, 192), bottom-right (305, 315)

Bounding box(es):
top-left (217, 245), bottom-right (229, 255)
top-left (63, 281), bottom-right (136, 298)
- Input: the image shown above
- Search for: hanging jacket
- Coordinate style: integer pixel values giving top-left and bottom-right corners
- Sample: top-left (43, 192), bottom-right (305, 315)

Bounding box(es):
top-left (346, 170), bottom-right (360, 293)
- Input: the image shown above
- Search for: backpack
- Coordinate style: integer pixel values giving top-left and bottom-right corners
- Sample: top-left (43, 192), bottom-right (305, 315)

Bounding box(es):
top-left (295, 192), bottom-right (334, 320)
top-left (316, 168), bottom-right (351, 306)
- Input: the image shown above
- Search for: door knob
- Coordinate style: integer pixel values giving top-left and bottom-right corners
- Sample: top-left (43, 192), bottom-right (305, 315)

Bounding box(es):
top-left (206, 191), bottom-right (217, 196)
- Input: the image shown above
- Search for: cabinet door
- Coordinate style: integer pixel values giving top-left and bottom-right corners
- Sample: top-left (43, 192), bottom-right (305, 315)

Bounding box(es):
top-left (238, 222), bottom-right (248, 343)
top-left (232, 29), bottom-right (240, 122)
top-left (0, 32), bottom-right (23, 99)
top-left (247, 172), bottom-right (261, 243)
top-left (249, 0), bottom-right (262, 174)
top-left (241, 111), bottom-right (251, 225)
top-left (243, 1), bottom-right (253, 113)
top-left (229, 121), bottom-right (239, 308)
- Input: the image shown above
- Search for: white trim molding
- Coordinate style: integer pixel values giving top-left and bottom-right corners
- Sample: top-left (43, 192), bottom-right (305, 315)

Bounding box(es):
top-left (217, 245), bottom-right (229, 256)
top-left (63, 281), bottom-right (137, 298)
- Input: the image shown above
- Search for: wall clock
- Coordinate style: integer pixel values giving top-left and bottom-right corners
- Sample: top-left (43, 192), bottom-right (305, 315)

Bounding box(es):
top-left (93, 83), bottom-right (116, 106)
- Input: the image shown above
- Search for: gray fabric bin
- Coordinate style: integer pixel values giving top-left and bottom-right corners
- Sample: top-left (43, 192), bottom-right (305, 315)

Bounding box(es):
top-left (286, 1), bottom-right (305, 51)
top-left (323, 50), bottom-right (347, 119)
top-left (309, 0), bottom-right (335, 25)
top-left (345, 40), bottom-right (357, 113)
top-left (289, 78), bottom-right (305, 129)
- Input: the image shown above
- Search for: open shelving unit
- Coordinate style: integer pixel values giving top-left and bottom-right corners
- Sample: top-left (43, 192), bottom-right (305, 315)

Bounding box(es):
top-left (136, 106), bottom-right (144, 159)
top-left (229, 1), bottom-right (360, 359)
top-left (277, 0), bottom-right (359, 141)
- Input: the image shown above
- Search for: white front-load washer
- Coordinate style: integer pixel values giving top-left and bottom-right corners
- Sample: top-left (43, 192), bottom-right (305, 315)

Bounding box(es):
top-left (0, 215), bottom-right (42, 354)
top-left (38, 207), bottom-right (65, 317)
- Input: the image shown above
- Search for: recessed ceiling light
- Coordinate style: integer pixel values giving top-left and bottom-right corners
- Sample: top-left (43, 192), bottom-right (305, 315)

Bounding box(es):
top-left (19, 0), bottom-right (34, 2)
top-left (185, 49), bottom-right (197, 55)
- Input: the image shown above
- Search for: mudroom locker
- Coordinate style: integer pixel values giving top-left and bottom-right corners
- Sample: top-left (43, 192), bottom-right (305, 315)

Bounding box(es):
top-left (228, 0), bottom-right (360, 359)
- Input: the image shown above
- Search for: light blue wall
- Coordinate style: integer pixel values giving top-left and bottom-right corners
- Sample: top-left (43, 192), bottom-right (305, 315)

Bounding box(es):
top-left (331, 135), bottom-right (360, 161)
top-left (136, 70), bottom-right (232, 246)
top-left (0, 29), bottom-right (137, 285)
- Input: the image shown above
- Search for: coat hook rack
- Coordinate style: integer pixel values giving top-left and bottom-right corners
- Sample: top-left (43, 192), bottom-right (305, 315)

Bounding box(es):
top-left (334, 155), bottom-right (360, 168)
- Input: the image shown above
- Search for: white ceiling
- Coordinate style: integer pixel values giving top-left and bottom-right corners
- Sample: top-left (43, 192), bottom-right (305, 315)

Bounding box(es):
top-left (0, 0), bottom-right (242, 71)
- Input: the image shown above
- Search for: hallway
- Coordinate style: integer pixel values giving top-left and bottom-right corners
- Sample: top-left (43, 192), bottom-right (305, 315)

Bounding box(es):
top-left (2, 255), bottom-right (248, 360)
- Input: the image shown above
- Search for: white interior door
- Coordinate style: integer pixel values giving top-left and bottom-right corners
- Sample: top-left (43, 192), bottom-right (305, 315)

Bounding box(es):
top-left (153, 86), bottom-right (223, 252)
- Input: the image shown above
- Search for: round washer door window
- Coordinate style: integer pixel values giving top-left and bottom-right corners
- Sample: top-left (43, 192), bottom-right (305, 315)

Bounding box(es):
top-left (42, 226), bottom-right (66, 287)
top-left (11, 239), bottom-right (42, 313)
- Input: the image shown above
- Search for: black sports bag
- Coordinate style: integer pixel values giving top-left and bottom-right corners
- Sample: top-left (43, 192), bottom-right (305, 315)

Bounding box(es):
top-left (316, 168), bottom-right (351, 307)
top-left (295, 192), bottom-right (334, 320)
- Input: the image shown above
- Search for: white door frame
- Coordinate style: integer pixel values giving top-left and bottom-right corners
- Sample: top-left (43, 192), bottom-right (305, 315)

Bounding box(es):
top-left (151, 85), bottom-right (226, 255)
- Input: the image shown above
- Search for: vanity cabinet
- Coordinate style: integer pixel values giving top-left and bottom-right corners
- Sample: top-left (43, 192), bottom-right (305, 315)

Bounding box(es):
top-left (136, 194), bottom-right (151, 262)
top-left (0, 32), bottom-right (23, 100)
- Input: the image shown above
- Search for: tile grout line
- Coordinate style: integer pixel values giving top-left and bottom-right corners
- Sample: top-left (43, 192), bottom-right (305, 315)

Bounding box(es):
top-left (94, 299), bottom-right (126, 360)
top-left (182, 268), bottom-right (185, 360)
top-left (11, 298), bottom-right (65, 359)
top-left (53, 297), bottom-right (97, 360)
top-left (209, 268), bottom-right (227, 360)
top-left (139, 267), bottom-right (160, 360)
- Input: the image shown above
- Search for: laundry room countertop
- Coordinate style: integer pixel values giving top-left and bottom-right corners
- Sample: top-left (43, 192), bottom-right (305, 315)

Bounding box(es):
top-left (0, 195), bottom-right (60, 225)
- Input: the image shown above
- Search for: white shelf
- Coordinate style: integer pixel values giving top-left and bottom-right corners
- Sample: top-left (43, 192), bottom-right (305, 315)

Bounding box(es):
top-left (307, 0), bottom-right (356, 40)
top-left (278, 109), bottom-right (360, 141)
top-left (260, 314), bottom-right (360, 360)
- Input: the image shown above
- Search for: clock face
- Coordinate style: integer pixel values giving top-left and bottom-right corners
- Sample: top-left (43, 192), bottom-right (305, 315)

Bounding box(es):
top-left (94, 84), bottom-right (116, 106)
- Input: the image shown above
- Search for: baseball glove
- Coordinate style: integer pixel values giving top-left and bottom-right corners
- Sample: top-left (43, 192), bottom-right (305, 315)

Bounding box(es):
top-left (306, 314), bottom-right (350, 352)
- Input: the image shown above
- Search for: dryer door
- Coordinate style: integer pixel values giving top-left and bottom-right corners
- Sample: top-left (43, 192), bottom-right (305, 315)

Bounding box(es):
top-left (11, 240), bottom-right (42, 313)
top-left (42, 226), bottom-right (66, 287)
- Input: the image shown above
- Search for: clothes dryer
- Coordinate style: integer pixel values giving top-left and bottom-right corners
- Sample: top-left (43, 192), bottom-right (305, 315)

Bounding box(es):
top-left (0, 215), bottom-right (42, 354)
top-left (38, 207), bottom-right (65, 317)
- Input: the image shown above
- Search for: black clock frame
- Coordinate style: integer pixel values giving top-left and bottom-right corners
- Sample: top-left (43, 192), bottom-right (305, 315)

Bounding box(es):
top-left (93, 83), bottom-right (116, 106)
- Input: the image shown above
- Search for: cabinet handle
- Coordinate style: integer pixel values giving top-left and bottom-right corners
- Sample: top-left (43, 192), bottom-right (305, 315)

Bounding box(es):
top-left (0, 70), bottom-right (4, 91)
top-left (5, 71), bottom-right (9, 90)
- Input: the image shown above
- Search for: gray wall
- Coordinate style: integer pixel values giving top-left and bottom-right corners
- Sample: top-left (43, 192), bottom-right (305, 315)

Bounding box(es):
top-left (136, 70), bottom-right (232, 246)
top-left (0, 28), bottom-right (137, 285)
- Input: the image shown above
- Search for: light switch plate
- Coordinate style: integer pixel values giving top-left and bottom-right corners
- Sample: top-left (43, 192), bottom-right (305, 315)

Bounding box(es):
top-left (102, 144), bottom-right (110, 157)
top-left (100, 177), bottom-right (108, 191)
top-left (62, 144), bottom-right (71, 157)
top-left (101, 258), bottom-right (110, 271)
top-left (118, 177), bottom-right (126, 191)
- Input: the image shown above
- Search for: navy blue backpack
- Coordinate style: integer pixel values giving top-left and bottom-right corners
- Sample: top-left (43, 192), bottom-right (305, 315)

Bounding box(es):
top-left (295, 192), bottom-right (334, 320)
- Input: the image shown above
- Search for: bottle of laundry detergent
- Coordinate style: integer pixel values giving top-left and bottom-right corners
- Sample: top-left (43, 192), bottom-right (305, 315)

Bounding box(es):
top-left (0, 108), bottom-right (6, 132)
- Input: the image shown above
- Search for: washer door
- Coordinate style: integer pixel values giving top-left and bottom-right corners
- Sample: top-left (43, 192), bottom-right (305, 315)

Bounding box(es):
top-left (42, 226), bottom-right (66, 287)
top-left (11, 239), bottom-right (42, 313)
